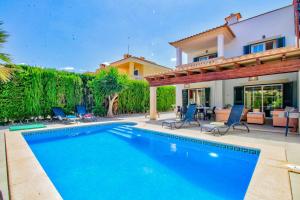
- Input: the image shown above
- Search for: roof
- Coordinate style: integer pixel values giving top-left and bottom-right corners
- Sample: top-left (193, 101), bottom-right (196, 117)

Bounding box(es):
top-left (110, 55), bottom-right (172, 70)
top-left (169, 25), bottom-right (235, 47)
top-left (169, 4), bottom-right (292, 48)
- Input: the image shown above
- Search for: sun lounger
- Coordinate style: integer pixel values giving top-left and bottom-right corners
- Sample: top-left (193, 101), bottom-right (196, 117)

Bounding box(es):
top-left (162, 104), bottom-right (199, 129)
top-left (200, 105), bottom-right (249, 135)
top-left (52, 107), bottom-right (79, 123)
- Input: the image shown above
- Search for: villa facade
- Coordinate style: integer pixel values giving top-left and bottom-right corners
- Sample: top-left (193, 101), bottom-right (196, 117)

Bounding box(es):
top-left (95, 54), bottom-right (171, 80)
top-left (146, 1), bottom-right (300, 125)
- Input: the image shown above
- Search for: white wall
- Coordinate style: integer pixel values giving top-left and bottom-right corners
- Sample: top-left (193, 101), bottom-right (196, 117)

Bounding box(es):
top-left (185, 5), bottom-right (296, 63)
top-left (225, 5), bottom-right (296, 58)
top-left (175, 80), bottom-right (224, 108)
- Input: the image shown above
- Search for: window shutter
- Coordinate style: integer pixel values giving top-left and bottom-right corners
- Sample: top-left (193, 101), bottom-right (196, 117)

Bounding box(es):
top-left (204, 88), bottom-right (211, 107)
top-left (277, 37), bottom-right (286, 48)
top-left (182, 89), bottom-right (189, 113)
top-left (243, 45), bottom-right (251, 55)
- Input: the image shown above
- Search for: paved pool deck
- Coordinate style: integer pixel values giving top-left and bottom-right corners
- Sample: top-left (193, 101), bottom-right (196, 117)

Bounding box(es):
top-left (1, 112), bottom-right (300, 200)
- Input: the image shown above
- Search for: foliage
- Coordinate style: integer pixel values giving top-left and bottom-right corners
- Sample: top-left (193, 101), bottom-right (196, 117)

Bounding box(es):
top-left (0, 64), bottom-right (176, 122)
top-left (157, 86), bottom-right (176, 111)
top-left (0, 22), bottom-right (14, 83)
top-left (0, 65), bottom-right (85, 122)
top-left (118, 80), bottom-right (149, 114)
top-left (118, 80), bottom-right (175, 113)
top-left (88, 67), bottom-right (128, 117)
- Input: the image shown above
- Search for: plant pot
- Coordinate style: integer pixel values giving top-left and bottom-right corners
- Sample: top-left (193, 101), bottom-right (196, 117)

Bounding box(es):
top-left (253, 109), bottom-right (260, 113)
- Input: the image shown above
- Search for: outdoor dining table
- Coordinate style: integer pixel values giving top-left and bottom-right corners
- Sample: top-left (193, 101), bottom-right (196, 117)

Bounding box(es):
top-left (196, 106), bottom-right (211, 120)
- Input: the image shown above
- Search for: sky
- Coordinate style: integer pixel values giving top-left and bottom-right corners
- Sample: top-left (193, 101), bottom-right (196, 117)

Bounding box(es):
top-left (0, 0), bottom-right (292, 72)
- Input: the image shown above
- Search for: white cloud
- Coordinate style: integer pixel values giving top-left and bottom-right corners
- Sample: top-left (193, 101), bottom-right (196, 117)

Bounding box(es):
top-left (170, 57), bottom-right (176, 62)
top-left (61, 66), bottom-right (75, 71)
top-left (102, 62), bottom-right (110, 65)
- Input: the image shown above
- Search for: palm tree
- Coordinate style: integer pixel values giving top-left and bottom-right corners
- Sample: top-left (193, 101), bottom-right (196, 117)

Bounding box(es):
top-left (0, 22), bottom-right (14, 83)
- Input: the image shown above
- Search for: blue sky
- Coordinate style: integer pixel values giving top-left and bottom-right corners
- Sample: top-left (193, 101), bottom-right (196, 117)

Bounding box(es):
top-left (0, 0), bottom-right (291, 72)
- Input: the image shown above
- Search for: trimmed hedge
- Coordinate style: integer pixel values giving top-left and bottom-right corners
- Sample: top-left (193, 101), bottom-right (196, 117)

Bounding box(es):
top-left (118, 80), bottom-right (175, 114)
top-left (0, 65), bottom-right (85, 122)
top-left (0, 65), bottom-right (175, 122)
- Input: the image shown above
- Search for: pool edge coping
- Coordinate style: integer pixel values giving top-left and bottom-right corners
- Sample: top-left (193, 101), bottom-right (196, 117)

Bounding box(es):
top-left (5, 120), bottom-right (293, 200)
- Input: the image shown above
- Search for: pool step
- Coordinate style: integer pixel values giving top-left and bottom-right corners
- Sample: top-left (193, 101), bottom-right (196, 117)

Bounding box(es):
top-left (118, 126), bottom-right (133, 131)
top-left (108, 130), bottom-right (132, 139)
top-left (112, 127), bottom-right (133, 134)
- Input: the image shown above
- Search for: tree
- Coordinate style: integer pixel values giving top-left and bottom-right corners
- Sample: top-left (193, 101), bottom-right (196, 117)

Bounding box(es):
top-left (89, 67), bottom-right (128, 117)
top-left (0, 22), bottom-right (14, 83)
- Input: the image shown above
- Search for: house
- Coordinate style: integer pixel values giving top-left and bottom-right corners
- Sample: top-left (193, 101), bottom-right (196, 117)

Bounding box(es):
top-left (146, 1), bottom-right (300, 126)
top-left (95, 54), bottom-right (172, 80)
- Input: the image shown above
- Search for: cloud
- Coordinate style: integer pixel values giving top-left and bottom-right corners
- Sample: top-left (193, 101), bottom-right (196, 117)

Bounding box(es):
top-left (102, 62), bottom-right (110, 65)
top-left (61, 66), bottom-right (75, 71)
top-left (170, 57), bottom-right (176, 62)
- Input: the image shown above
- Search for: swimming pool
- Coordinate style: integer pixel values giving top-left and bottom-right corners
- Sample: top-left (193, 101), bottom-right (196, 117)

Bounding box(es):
top-left (23, 122), bottom-right (259, 200)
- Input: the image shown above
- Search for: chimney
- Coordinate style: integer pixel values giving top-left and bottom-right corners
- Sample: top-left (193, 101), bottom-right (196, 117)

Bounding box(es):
top-left (225, 13), bottom-right (242, 25)
top-left (139, 56), bottom-right (145, 60)
top-left (100, 64), bottom-right (106, 69)
top-left (123, 54), bottom-right (132, 59)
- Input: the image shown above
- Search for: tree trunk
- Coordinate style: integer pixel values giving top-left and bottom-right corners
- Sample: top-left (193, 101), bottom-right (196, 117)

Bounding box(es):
top-left (107, 94), bottom-right (118, 117)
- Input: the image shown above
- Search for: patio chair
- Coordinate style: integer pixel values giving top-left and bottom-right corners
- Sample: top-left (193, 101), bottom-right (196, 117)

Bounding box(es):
top-left (52, 107), bottom-right (79, 123)
top-left (162, 104), bottom-right (200, 129)
top-left (200, 105), bottom-right (249, 135)
top-left (76, 105), bottom-right (95, 121)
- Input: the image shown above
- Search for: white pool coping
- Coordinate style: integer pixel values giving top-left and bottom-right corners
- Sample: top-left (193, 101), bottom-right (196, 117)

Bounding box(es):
top-left (5, 120), bottom-right (294, 200)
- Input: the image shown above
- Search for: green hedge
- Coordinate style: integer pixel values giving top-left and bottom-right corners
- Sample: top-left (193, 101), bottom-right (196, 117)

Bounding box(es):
top-left (118, 80), bottom-right (175, 114)
top-left (0, 65), bottom-right (85, 122)
top-left (0, 65), bottom-right (175, 122)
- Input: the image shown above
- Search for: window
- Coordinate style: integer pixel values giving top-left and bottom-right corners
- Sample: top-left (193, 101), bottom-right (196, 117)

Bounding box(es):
top-left (134, 69), bottom-right (139, 76)
top-left (193, 53), bottom-right (217, 62)
top-left (251, 43), bottom-right (264, 53)
top-left (251, 40), bottom-right (276, 53)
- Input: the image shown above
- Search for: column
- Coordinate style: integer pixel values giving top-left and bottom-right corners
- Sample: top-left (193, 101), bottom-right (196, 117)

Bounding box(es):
top-left (176, 47), bottom-right (182, 66)
top-left (150, 86), bottom-right (157, 120)
top-left (217, 34), bottom-right (225, 58)
top-left (214, 80), bottom-right (224, 108)
top-left (129, 62), bottom-right (134, 78)
top-left (298, 70), bottom-right (300, 133)
top-left (176, 84), bottom-right (184, 107)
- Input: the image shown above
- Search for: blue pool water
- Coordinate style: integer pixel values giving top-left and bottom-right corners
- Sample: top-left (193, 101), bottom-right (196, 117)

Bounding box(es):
top-left (23, 123), bottom-right (259, 200)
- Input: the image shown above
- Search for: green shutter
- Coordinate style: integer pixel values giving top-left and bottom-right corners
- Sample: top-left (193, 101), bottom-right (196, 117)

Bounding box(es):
top-left (205, 88), bottom-right (211, 107)
top-left (234, 86), bottom-right (244, 105)
top-left (277, 37), bottom-right (286, 48)
top-left (182, 89), bottom-right (188, 112)
top-left (243, 45), bottom-right (251, 55)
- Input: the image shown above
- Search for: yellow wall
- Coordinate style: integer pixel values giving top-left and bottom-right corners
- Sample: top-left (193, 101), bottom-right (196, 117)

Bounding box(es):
top-left (112, 61), bottom-right (169, 80)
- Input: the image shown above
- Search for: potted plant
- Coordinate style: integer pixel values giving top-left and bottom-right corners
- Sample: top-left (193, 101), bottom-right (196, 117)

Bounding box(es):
top-left (253, 101), bottom-right (261, 113)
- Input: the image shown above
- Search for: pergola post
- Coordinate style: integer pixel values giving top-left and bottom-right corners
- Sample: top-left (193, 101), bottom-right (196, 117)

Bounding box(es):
top-left (150, 86), bottom-right (157, 120)
top-left (298, 70), bottom-right (300, 133)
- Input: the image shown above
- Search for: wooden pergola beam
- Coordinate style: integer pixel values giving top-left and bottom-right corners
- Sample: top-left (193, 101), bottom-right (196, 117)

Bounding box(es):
top-left (146, 59), bottom-right (300, 86)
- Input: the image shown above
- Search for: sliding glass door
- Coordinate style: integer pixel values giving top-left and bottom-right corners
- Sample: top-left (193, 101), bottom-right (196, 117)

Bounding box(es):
top-left (188, 88), bottom-right (210, 106)
top-left (244, 84), bottom-right (283, 117)
top-left (245, 86), bottom-right (262, 111)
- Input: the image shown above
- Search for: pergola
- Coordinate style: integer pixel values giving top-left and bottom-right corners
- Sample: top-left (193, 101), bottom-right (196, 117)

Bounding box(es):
top-left (145, 47), bottom-right (300, 120)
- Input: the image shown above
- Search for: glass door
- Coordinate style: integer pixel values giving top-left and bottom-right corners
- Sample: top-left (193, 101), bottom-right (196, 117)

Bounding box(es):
top-left (262, 84), bottom-right (283, 117)
top-left (245, 86), bottom-right (262, 111)
top-left (244, 84), bottom-right (283, 117)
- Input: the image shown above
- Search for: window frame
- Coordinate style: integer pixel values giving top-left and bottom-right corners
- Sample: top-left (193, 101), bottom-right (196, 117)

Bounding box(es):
top-left (250, 40), bottom-right (277, 53)
top-left (193, 53), bottom-right (218, 63)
